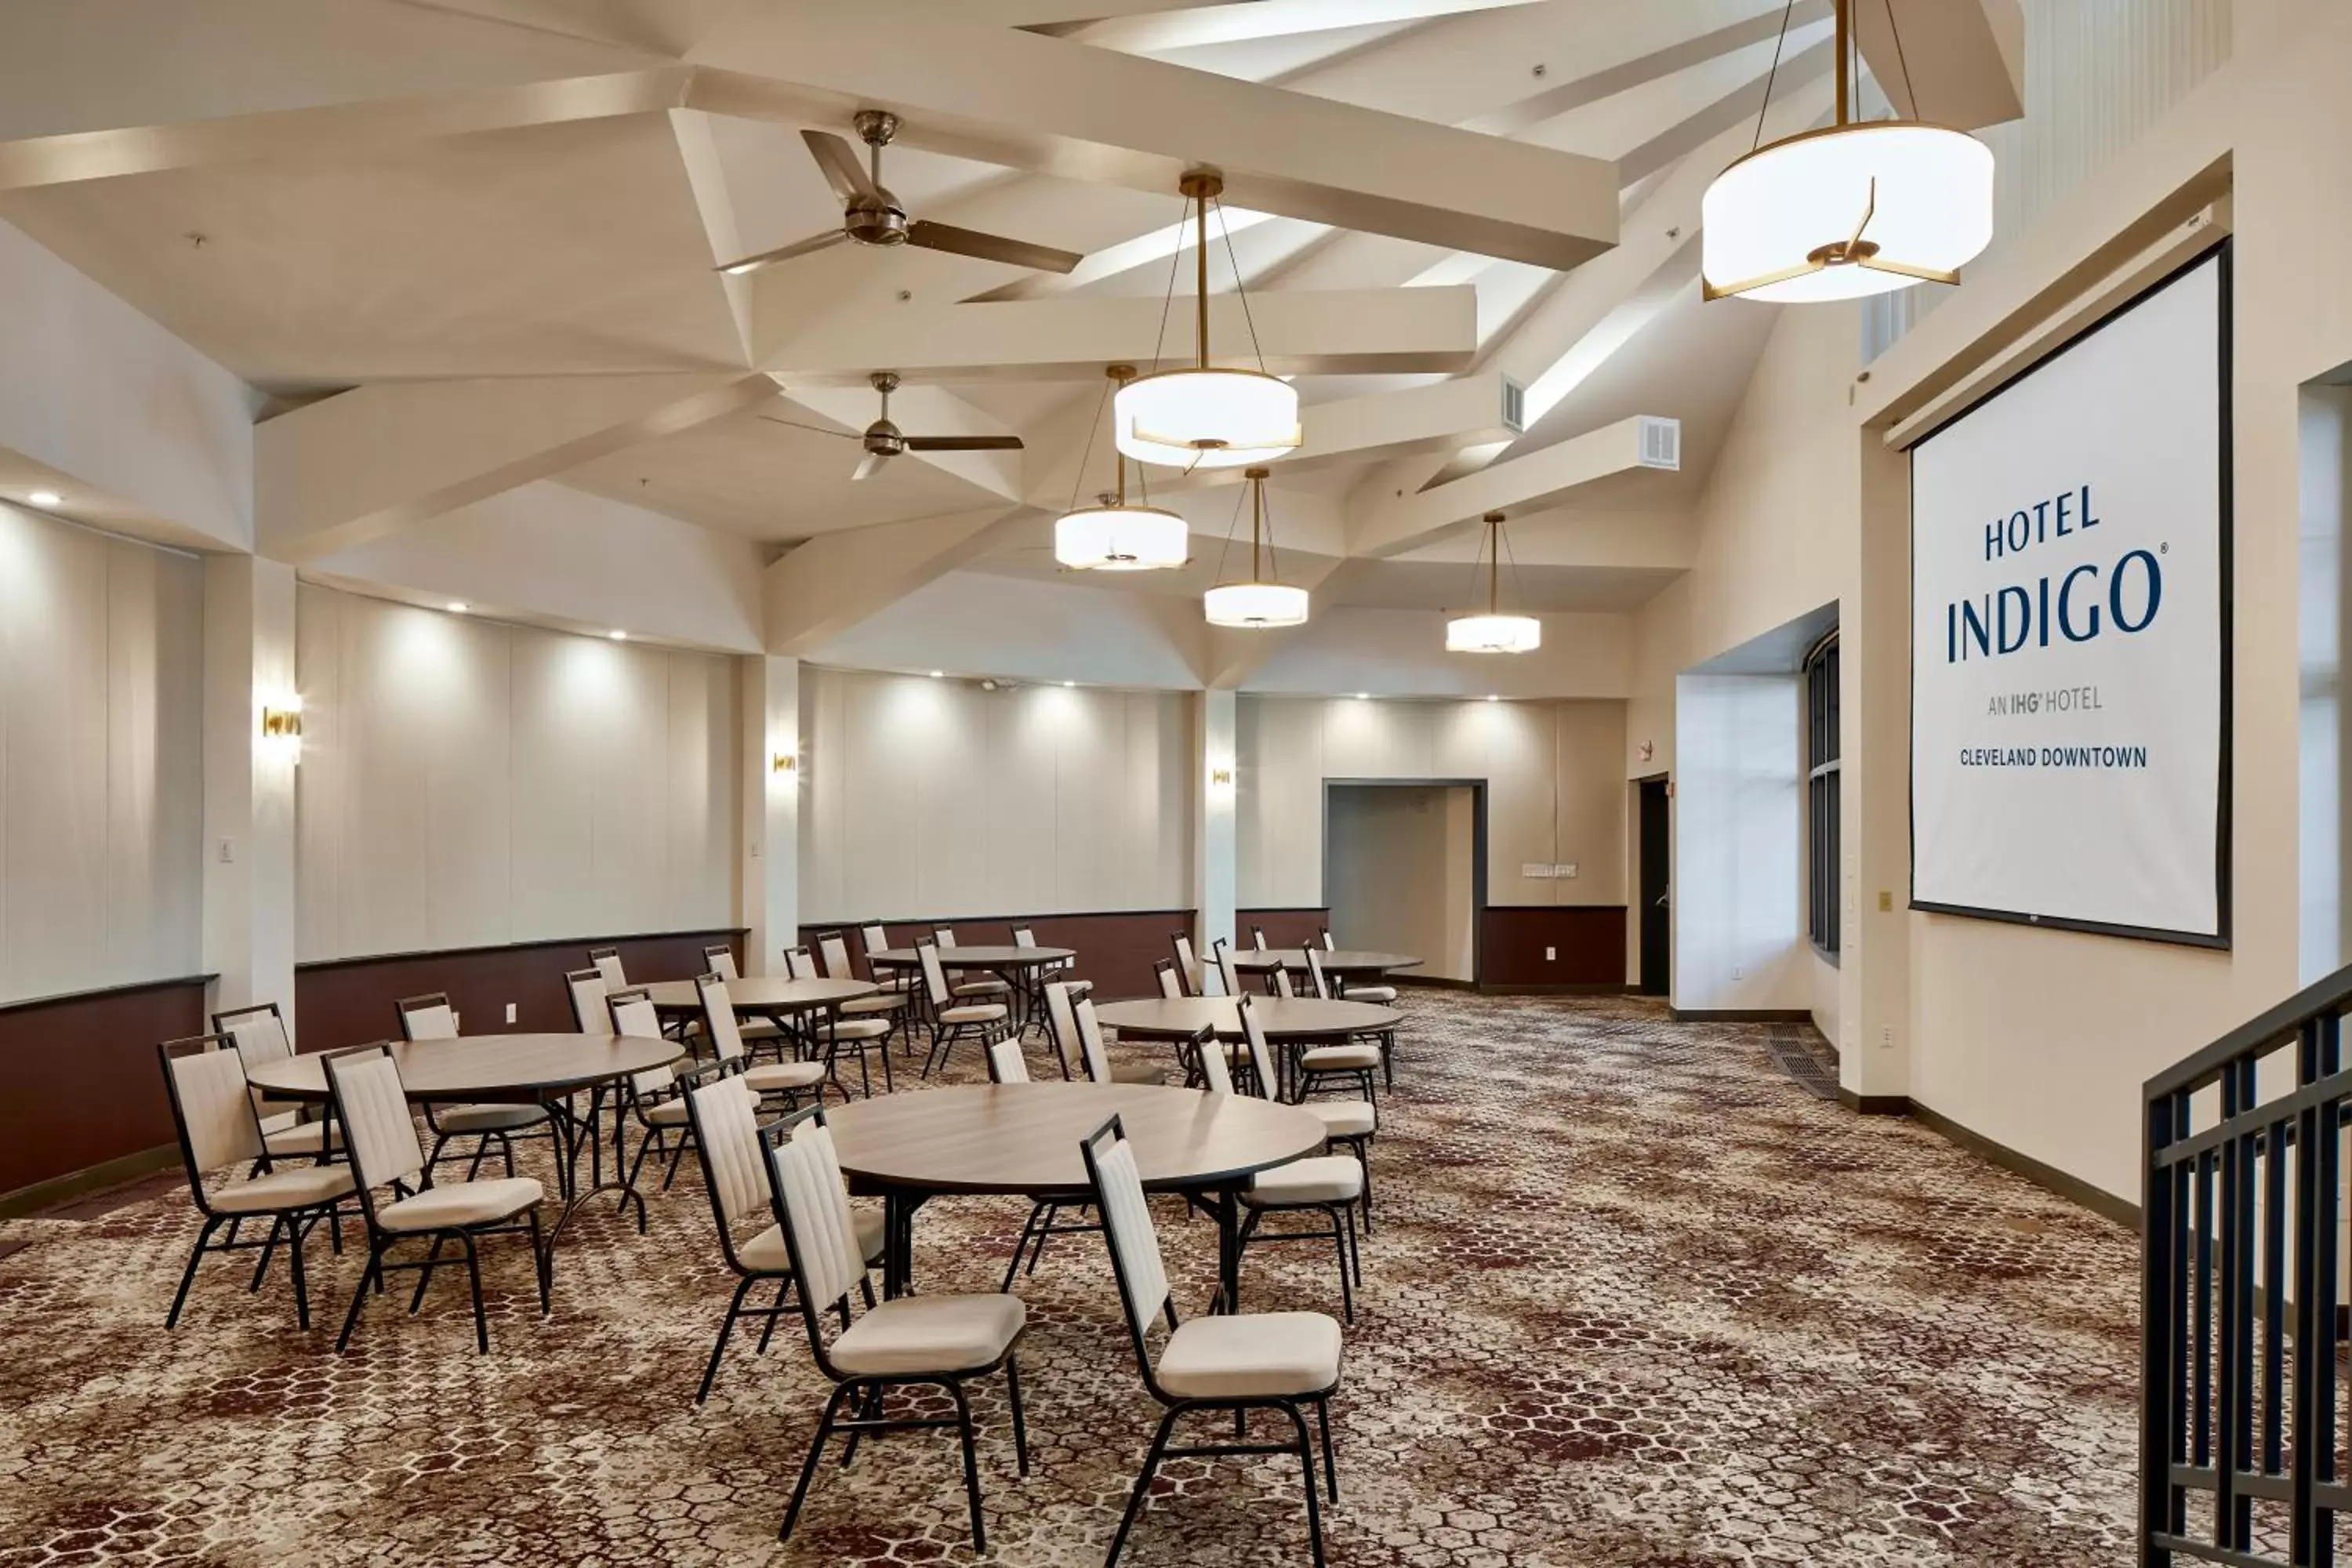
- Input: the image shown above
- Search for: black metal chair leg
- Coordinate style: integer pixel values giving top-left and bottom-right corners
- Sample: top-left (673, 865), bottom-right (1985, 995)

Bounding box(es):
top-left (409, 1233), bottom-right (448, 1313)
top-left (166, 1217), bottom-right (221, 1328)
top-left (1279, 1399), bottom-right (1328, 1567)
top-left (840, 1385), bottom-right (884, 1469)
top-left (1316, 1397), bottom-right (1339, 1503)
top-left (463, 1138), bottom-right (488, 1183)
top-left (1106, 1405), bottom-right (1181, 1567)
top-left (698, 1276), bottom-right (757, 1405)
top-left (662, 1133), bottom-right (691, 1191)
top-left (1345, 1202), bottom-right (1363, 1288)
top-left (462, 1233), bottom-right (489, 1354)
top-left (249, 1212), bottom-right (283, 1292)
top-left (336, 1247), bottom-right (382, 1352)
top-left (947, 1379), bottom-right (987, 1554)
top-left (1005, 1355), bottom-right (1031, 1476)
top-left (780, 1382), bottom-right (855, 1544)
top-left (288, 1215), bottom-right (312, 1330)
top-left (528, 1209), bottom-right (551, 1316)
top-left (757, 1277), bottom-right (790, 1354)
top-left (1330, 1205), bottom-right (1355, 1323)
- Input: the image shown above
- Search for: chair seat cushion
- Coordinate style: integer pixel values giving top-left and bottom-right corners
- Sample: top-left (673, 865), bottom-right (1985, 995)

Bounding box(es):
top-left (1058, 978), bottom-right (1094, 997)
top-left (1112, 1062), bottom-right (1167, 1087)
top-left (821, 1018), bottom-right (892, 1041)
top-left (1243, 1155), bottom-right (1364, 1207)
top-left (742, 1061), bottom-right (827, 1093)
top-left (377, 1177), bottom-right (543, 1232)
top-left (939, 1004), bottom-right (1007, 1025)
top-left (435, 1104), bottom-right (550, 1134)
top-left (1299, 1044), bottom-right (1381, 1072)
top-left (1156, 1311), bottom-right (1341, 1399)
top-left (212, 1163), bottom-right (357, 1214)
top-left (831, 1293), bottom-right (1025, 1376)
top-left (953, 979), bottom-right (1011, 997)
top-left (644, 1082), bottom-right (757, 1126)
top-left (262, 1120), bottom-right (341, 1157)
top-left (1303, 1100), bottom-right (1376, 1139)
top-left (1348, 985), bottom-right (1398, 1004)
top-left (739, 1207), bottom-right (886, 1275)
top-left (839, 994), bottom-right (912, 1016)
top-left (738, 1020), bottom-right (785, 1041)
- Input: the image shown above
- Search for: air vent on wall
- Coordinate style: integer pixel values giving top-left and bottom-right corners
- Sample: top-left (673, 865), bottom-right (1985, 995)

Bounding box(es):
top-left (1501, 377), bottom-right (1526, 434)
top-left (1638, 416), bottom-right (1682, 470)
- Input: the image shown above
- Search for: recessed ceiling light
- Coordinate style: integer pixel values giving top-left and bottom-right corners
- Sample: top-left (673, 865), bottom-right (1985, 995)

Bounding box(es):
top-left (27, 490), bottom-right (59, 507)
top-left (446, 601), bottom-right (469, 614)
top-left (1063, 681), bottom-right (1076, 688)
top-left (1355, 692), bottom-right (1370, 701)
top-left (608, 630), bottom-right (627, 641)
top-left (1486, 694), bottom-right (1501, 702)
top-left (929, 670), bottom-right (945, 679)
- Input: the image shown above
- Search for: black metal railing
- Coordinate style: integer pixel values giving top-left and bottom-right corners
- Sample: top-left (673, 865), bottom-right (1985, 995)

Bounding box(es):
top-left (2143, 965), bottom-right (2352, 1565)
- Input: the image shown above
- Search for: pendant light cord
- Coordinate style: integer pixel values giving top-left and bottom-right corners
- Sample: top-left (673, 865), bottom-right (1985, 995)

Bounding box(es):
top-left (1065, 372), bottom-right (1113, 516)
top-left (1882, 0), bottom-right (1920, 119)
top-left (1751, 0), bottom-right (1797, 151)
top-left (1212, 196), bottom-right (1271, 375)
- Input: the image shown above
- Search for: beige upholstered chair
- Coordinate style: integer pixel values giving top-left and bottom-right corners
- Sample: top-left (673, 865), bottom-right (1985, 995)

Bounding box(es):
top-left (1011, 923), bottom-right (1088, 1006)
top-left (792, 942), bottom-right (890, 1096)
top-left (701, 973), bottom-right (835, 1106)
top-left (1250, 925), bottom-right (1269, 950)
top-left (1081, 1114), bottom-right (1341, 1566)
top-left (982, 1036), bottom-right (1102, 1289)
top-left (1303, 946), bottom-right (1400, 1090)
top-left (1242, 995), bottom-right (1377, 1232)
top-left (589, 947), bottom-right (627, 988)
top-left (1153, 959), bottom-right (1185, 1000)
top-left (1210, 938), bottom-right (1242, 1000)
top-left (325, 1044), bottom-right (549, 1355)
top-left (769, 1104), bottom-right (1030, 1553)
top-left (1319, 929), bottom-right (1338, 952)
top-left (704, 943), bottom-right (786, 1047)
top-left (935, 927), bottom-right (1012, 1004)
top-left (605, 987), bottom-right (709, 1210)
top-left (680, 1076), bottom-right (884, 1404)
top-left (1169, 931), bottom-right (1202, 996)
top-left (1052, 982), bottom-right (1163, 1087)
top-left (861, 924), bottom-right (919, 995)
top-left (395, 992), bottom-right (552, 1178)
top-left (213, 1001), bottom-right (339, 1165)
top-left (158, 1035), bottom-right (357, 1332)
top-left (1207, 1008), bottom-right (1366, 1322)
top-left (916, 939), bottom-right (1008, 1079)
top-left (822, 933), bottom-right (906, 1094)
top-left (564, 967), bottom-right (608, 1033)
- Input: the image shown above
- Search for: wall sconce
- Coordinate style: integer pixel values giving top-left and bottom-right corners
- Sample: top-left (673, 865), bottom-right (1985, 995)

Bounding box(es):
top-left (772, 751), bottom-right (800, 779)
top-left (260, 697), bottom-right (303, 763)
top-left (1209, 766), bottom-right (1233, 788)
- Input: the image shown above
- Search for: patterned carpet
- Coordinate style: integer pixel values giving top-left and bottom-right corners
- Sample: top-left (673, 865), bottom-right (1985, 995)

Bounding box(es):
top-left (0, 994), bottom-right (2140, 1566)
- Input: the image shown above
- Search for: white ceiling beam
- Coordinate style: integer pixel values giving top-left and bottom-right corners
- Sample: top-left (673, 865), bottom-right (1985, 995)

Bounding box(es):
top-left (1392, 506), bottom-right (1697, 571)
top-left (685, 0), bottom-right (1621, 269)
top-left (1464, 0), bottom-right (1825, 135)
top-left (665, 108), bottom-right (757, 361)
top-left (0, 0), bottom-right (684, 191)
top-left (1040, 0), bottom-right (1555, 52)
top-left (256, 371), bottom-right (775, 562)
top-left (764, 286), bottom-right (1478, 382)
top-left (765, 504), bottom-right (1033, 654)
top-left (1853, 0), bottom-right (2024, 131)
top-left (1350, 414), bottom-right (1679, 557)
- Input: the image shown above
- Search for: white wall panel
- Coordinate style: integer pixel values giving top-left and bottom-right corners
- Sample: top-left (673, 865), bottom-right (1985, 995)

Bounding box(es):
top-left (798, 667), bottom-right (1192, 921)
top-left (0, 506), bottom-right (203, 1003)
top-left (296, 583), bottom-right (738, 960)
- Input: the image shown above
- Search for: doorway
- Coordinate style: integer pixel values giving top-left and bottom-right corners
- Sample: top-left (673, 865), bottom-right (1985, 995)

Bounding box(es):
top-left (1323, 780), bottom-right (1485, 982)
top-left (1638, 775), bottom-right (1671, 996)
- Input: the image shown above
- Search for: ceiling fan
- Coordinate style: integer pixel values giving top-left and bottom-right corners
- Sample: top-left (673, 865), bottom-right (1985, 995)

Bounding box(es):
top-left (717, 111), bottom-right (1084, 278)
top-left (760, 372), bottom-right (1025, 482)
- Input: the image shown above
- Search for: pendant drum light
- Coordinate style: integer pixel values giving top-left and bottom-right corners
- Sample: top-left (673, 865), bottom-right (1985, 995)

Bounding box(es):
top-left (1115, 172), bottom-right (1301, 470)
top-left (1054, 365), bottom-right (1189, 571)
top-left (1446, 512), bottom-right (1541, 654)
top-left (1203, 467), bottom-right (1308, 628)
top-left (1700, 0), bottom-right (1993, 304)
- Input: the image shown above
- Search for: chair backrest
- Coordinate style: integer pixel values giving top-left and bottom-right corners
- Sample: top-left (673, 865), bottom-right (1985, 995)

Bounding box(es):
top-left (396, 993), bottom-right (459, 1041)
top-left (861, 924), bottom-right (891, 959)
top-left (213, 1002), bottom-right (293, 1069)
top-left (1074, 996), bottom-right (1114, 1083)
top-left (783, 946), bottom-right (818, 981)
top-left (160, 1035), bottom-right (266, 1178)
top-left (1211, 938), bottom-right (1240, 1000)
top-left (985, 1037), bottom-right (1029, 1083)
top-left (684, 1073), bottom-right (768, 1230)
top-left (1193, 1026), bottom-right (1232, 1095)
top-left (607, 988), bottom-right (673, 1095)
top-left (1170, 932), bottom-right (1199, 996)
top-left (1304, 946), bottom-right (1334, 1000)
top-left (768, 1106), bottom-right (869, 1316)
top-left (1271, 965), bottom-right (1296, 1000)
top-left (1080, 1115), bottom-right (1172, 1359)
top-left (565, 967), bottom-right (609, 1033)
top-left (935, 926), bottom-right (957, 947)
top-left (1250, 925), bottom-right (1269, 950)
top-left (1153, 958), bottom-right (1184, 1000)
top-left (590, 946), bottom-right (627, 988)
top-left (697, 972), bottom-right (747, 1064)
top-left (1044, 980), bottom-right (1080, 1059)
top-left (818, 934), bottom-right (855, 980)
top-left (916, 938), bottom-right (952, 1005)
top-left (702, 943), bottom-right (741, 982)
top-left (1011, 925), bottom-right (1037, 947)
top-left (1319, 929), bottom-right (1337, 951)
top-left (325, 1045), bottom-right (426, 1196)
top-left (1238, 995), bottom-right (1279, 1100)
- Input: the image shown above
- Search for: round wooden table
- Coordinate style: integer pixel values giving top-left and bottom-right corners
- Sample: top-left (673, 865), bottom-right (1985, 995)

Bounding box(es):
top-left (826, 1082), bottom-right (1324, 1305)
top-left (1093, 996), bottom-right (1403, 1099)
top-left (637, 976), bottom-right (875, 1017)
top-left (247, 1033), bottom-right (684, 1247)
top-left (867, 946), bottom-right (1077, 1033)
top-left (1231, 948), bottom-right (1423, 984)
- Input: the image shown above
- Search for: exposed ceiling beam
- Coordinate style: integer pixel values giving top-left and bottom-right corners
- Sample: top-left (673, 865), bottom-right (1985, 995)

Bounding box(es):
top-left (1853, 0), bottom-right (2024, 130)
top-left (665, 107), bottom-right (756, 361)
top-left (763, 286), bottom-right (1478, 382)
top-left (1350, 414), bottom-right (1679, 557)
top-left (686, 0), bottom-right (1621, 269)
top-left (1465, 0), bottom-right (1826, 136)
top-left (1038, 0), bottom-right (1556, 52)
top-left (256, 371), bottom-right (775, 562)
top-left (765, 504), bottom-right (1033, 653)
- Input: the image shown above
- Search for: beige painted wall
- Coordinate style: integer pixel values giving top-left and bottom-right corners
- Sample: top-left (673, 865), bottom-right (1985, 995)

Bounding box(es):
top-left (796, 666), bottom-right (1191, 922)
top-left (294, 583), bottom-right (738, 960)
top-left (1326, 785), bottom-right (1478, 981)
top-left (1237, 695), bottom-right (1627, 913)
top-left (0, 505), bottom-right (204, 1002)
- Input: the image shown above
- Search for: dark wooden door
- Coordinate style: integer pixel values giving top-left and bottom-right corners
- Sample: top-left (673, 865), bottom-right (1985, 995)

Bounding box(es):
top-left (1639, 779), bottom-right (1670, 996)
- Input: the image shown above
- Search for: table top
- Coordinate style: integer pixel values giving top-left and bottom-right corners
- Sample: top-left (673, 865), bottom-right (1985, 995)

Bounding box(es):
top-left (826, 1083), bottom-right (1325, 1196)
top-left (246, 1033), bottom-right (683, 1103)
top-left (1092, 996), bottom-right (1403, 1041)
top-left (867, 946), bottom-right (1075, 968)
top-left (1230, 948), bottom-right (1424, 975)
top-left (638, 977), bottom-right (876, 1013)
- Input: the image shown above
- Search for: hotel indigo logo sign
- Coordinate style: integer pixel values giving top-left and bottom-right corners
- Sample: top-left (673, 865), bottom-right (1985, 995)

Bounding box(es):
top-left (1909, 251), bottom-right (2227, 942)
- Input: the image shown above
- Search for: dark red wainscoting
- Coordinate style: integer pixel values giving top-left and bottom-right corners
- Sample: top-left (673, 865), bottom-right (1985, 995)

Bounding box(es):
top-left (0, 974), bottom-right (212, 1199)
top-left (797, 911), bottom-right (1197, 1003)
top-left (293, 930), bottom-right (746, 1053)
top-left (1235, 909), bottom-right (1333, 951)
top-left (1479, 906), bottom-right (1628, 990)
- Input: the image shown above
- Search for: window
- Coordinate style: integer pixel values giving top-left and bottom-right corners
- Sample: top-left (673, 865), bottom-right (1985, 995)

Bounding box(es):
top-left (1806, 633), bottom-right (1841, 960)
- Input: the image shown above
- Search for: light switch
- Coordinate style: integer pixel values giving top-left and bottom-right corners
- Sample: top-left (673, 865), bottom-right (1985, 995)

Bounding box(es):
top-left (1544, 946), bottom-right (1556, 961)
top-left (505, 1003), bottom-right (517, 1025)
top-left (217, 837), bottom-right (236, 865)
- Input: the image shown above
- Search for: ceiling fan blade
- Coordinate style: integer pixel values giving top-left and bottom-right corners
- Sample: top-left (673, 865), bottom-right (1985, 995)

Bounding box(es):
top-left (801, 129), bottom-right (879, 203)
top-left (903, 434), bottom-right (1026, 452)
top-left (906, 221), bottom-right (1083, 274)
top-left (755, 415), bottom-right (864, 441)
top-left (714, 228), bottom-right (848, 276)
top-left (851, 450), bottom-right (889, 482)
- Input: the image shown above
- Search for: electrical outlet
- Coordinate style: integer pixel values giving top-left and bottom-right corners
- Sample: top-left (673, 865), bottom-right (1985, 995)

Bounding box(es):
top-left (1879, 1025), bottom-right (1895, 1051)
top-left (1732, 964), bottom-right (1744, 980)
top-left (1544, 946), bottom-right (1556, 962)
top-left (505, 1002), bottom-right (517, 1025)
top-left (217, 837), bottom-right (236, 865)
